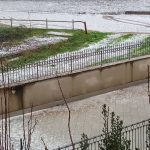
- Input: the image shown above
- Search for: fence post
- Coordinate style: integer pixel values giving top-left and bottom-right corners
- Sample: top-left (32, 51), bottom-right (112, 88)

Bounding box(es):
top-left (10, 17), bottom-right (13, 28)
top-left (37, 63), bottom-right (39, 79)
top-left (70, 54), bottom-right (72, 73)
top-left (72, 20), bottom-right (74, 30)
top-left (20, 139), bottom-right (23, 150)
top-left (46, 18), bottom-right (48, 29)
top-left (84, 22), bottom-right (88, 34)
top-left (101, 51), bottom-right (103, 66)
top-left (128, 45), bottom-right (131, 60)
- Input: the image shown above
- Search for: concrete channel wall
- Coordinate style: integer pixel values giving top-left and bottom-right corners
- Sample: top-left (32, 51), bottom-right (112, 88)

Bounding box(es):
top-left (0, 56), bottom-right (150, 114)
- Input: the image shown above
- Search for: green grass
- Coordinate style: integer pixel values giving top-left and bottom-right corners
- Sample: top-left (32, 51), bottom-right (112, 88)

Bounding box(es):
top-left (90, 37), bottom-right (150, 68)
top-left (131, 36), bottom-right (150, 58)
top-left (5, 29), bottom-right (109, 67)
top-left (119, 33), bottom-right (133, 40)
top-left (0, 27), bottom-right (50, 44)
top-left (111, 33), bottom-right (133, 44)
top-left (89, 55), bottom-right (129, 67)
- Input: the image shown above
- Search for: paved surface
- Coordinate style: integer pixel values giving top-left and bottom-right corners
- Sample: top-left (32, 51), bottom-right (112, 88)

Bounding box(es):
top-left (9, 83), bottom-right (150, 150)
top-left (0, 0), bottom-right (150, 33)
top-left (0, 12), bottom-right (150, 33)
top-left (0, 1), bottom-right (150, 149)
top-left (0, 0), bottom-right (150, 14)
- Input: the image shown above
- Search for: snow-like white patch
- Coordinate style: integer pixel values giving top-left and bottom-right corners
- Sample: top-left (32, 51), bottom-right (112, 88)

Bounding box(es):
top-left (71, 34), bottom-right (148, 52)
top-left (47, 31), bottom-right (72, 36)
top-left (79, 33), bottom-right (123, 51)
top-left (0, 34), bottom-right (148, 86)
top-left (0, 0), bottom-right (149, 14)
top-left (1, 14), bottom-right (150, 33)
top-left (0, 36), bottom-right (68, 57)
top-left (120, 34), bottom-right (149, 43)
top-left (4, 83), bottom-right (150, 150)
top-left (111, 34), bottom-right (149, 45)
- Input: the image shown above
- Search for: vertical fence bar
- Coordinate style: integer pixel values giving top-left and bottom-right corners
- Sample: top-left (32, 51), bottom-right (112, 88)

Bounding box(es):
top-left (70, 54), bottom-right (72, 73)
top-left (148, 121), bottom-right (150, 150)
top-left (37, 62), bottom-right (39, 79)
top-left (72, 20), bottom-right (74, 30)
top-left (84, 22), bottom-right (88, 34)
top-left (100, 51), bottom-right (103, 66)
top-left (46, 18), bottom-right (48, 29)
top-left (20, 139), bottom-right (23, 150)
top-left (129, 43), bottom-right (131, 60)
top-left (10, 18), bottom-right (13, 28)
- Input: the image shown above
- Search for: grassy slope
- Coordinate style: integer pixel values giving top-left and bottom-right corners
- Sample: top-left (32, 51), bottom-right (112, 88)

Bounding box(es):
top-left (90, 36), bottom-right (150, 67)
top-left (111, 33), bottom-right (133, 44)
top-left (131, 36), bottom-right (150, 57)
top-left (0, 27), bottom-right (49, 43)
top-left (4, 29), bottom-right (109, 67)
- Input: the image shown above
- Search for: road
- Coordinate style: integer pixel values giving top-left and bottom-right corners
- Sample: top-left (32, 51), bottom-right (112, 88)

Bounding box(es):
top-left (9, 82), bottom-right (150, 150)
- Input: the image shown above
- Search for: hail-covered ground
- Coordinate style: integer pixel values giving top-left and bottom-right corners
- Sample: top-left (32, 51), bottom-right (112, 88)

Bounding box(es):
top-left (9, 83), bottom-right (150, 149)
top-left (0, 0), bottom-right (150, 149)
top-left (0, 32), bottom-right (148, 85)
top-left (0, 0), bottom-right (149, 14)
top-left (0, 0), bottom-right (150, 33)
top-left (0, 36), bottom-right (67, 56)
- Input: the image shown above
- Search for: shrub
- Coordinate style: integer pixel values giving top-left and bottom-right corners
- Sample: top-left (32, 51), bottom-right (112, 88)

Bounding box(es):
top-left (100, 104), bottom-right (130, 150)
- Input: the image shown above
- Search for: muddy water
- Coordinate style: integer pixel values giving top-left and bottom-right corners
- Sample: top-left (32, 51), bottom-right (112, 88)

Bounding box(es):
top-left (0, 0), bottom-right (149, 14)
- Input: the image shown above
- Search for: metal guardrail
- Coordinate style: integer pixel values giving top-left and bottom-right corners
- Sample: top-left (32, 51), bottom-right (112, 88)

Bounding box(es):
top-left (0, 18), bottom-right (87, 34)
top-left (0, 39), bottom-right (150, 86)
top-left (56, 118), bottom-right (150, 150)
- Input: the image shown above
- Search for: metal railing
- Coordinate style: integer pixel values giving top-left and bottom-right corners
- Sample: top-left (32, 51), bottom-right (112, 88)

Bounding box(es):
top-left (0, 39), bottom-right (150, 86)
top-left (0, 18), bottom-right (87, 34)
top-left (56, 118), bottom-right (150, 150)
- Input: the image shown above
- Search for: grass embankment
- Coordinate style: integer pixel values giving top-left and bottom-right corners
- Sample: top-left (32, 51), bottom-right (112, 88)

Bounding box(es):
top-left (0, 27), bottom-right (48, 44)
top-left (111, 33), bottom-right (133, 44)
top-left (0, 27), bottom-right (109, 67)
top-left (90, 36), bottom-right (150, 67)
top-left (131, 36), bottom-right (150, 57)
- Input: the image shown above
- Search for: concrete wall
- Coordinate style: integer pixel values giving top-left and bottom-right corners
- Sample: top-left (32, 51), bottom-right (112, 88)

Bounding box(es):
top-left (0, 56), bottom-right (150, 114)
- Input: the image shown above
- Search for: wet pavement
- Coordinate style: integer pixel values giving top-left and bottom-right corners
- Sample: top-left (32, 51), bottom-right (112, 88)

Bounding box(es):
top-left (9, 83), bottom-right (150, 149)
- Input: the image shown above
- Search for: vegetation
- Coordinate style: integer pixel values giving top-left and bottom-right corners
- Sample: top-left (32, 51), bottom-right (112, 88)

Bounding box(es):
top-left (0, 28), bottom-right (108, 67)
top-left (131, 37), bottom-right (150, 58)
top-left (0, 27), bottom-right (38, 43)
top-left (100, 104), bottom-right (130, 150)
top-left (111, 33), bottom-right (133, 44)
top-left (80, 133), bottom-right (89, 150)
top-left (118, 33), bottom-right (133, 41)
top-left (80, 104), bottom-right (130, 150)
top-left (90, 36), bottom-right (150, 68)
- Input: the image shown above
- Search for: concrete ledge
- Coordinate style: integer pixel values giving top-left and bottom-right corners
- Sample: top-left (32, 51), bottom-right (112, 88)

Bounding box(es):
top-left (1, 55), bottom-right (150, 88)
top-left (0, 55), bottom-right (150, 115)
top-left (4, 78), bottom-right (147, 118)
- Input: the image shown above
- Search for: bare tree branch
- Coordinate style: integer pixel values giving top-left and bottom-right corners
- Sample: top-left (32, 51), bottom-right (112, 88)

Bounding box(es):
top-left (41, 137), bottom-right (48, 150)
top-left (56, 72), bottom-right (75, 150)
